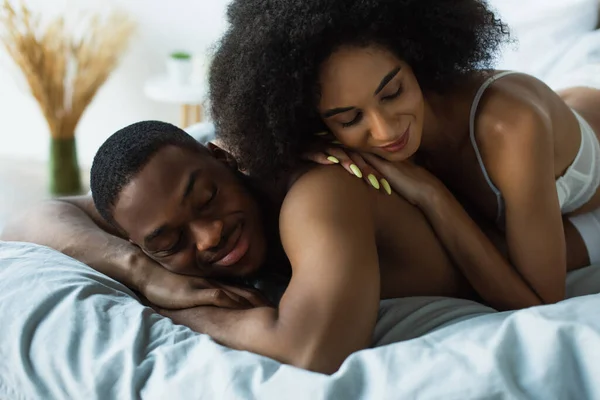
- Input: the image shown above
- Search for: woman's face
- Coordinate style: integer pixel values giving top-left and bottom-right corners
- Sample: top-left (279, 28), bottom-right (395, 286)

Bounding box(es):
top-left (317, 45), bottom-right (425, 162)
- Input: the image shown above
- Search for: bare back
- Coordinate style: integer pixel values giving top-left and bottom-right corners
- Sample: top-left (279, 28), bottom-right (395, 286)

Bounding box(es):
top-left (557, 86), bottom-right (600, 214)
top-left (287, 165), bottom-right (476, 301)
top-left (368, 186), bottom-right (475, 299)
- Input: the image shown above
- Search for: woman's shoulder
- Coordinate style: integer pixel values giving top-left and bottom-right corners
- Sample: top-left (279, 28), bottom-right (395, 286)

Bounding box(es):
top-left (468, 70), bottom-right (555, 109)
top-left (468, 71), bottom-right (559, 187)
top-left (472, 71), bottom-right (555, 144)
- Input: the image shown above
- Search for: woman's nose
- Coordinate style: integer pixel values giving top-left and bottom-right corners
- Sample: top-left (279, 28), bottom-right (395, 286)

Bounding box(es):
top-left (368, 110), bottom-right (397, 142)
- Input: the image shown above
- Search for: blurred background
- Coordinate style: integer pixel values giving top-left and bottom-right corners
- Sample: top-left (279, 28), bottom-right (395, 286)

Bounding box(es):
top-left (0, 0), bottom-right (230, 228)
top-left (0, 0), bottom-right (599, 230)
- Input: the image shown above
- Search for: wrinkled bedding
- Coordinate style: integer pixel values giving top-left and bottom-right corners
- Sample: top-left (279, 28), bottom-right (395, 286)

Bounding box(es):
top-left (1, 242), bottom-right (599, 399)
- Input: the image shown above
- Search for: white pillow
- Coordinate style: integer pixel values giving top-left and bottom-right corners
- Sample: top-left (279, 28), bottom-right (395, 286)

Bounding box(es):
top-left (184, 121), bottom-right (216, 144)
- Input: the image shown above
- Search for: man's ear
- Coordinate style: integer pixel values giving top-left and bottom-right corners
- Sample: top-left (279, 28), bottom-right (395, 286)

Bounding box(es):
top-left (207, 142), bottom-right (239, 170)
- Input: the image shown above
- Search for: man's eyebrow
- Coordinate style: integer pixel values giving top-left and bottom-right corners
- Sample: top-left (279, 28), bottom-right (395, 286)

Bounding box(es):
top-left (182, 169), bottom-right (201, 202)
top-left (143, 169), bottom-right (201, 246)
top-left (374, 66), bottom-right (402, 95)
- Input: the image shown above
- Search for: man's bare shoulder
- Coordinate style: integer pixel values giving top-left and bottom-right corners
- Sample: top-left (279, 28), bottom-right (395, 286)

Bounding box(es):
top-left (277, 165), bottom-right (379, 283)
top-left (280, 165), bottom-right (371, 222)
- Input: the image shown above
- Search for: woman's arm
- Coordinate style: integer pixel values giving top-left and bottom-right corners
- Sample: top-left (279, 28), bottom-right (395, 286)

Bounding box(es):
top-left (421, 185), bottom-right (545, 309)
top-left (364, 90), bottom-right (567, 308)
top-left (161, 166), bottom-right (381, 374)
top-left (362, 153), bottom-right (544, 310)
top-left (476, 99), bottom-right (566, 304)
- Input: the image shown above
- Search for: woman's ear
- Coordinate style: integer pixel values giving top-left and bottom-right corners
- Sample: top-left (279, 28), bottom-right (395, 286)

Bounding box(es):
top-left (207, 142), bottom-right (239, 170)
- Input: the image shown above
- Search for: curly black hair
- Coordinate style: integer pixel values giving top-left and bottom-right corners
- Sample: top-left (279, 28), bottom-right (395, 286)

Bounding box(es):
top-left (90, 120), bottom-right (204, 229)
top-left (209, 0), bottom-right (509, 178)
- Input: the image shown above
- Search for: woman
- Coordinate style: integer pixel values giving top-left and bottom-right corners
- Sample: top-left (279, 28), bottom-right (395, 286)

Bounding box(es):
top-left (209, 0), bottom-right (600, 306)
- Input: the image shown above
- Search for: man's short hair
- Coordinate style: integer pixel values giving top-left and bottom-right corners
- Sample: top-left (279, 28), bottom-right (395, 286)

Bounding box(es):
top-left (90, 120), bottom-right (203, 227)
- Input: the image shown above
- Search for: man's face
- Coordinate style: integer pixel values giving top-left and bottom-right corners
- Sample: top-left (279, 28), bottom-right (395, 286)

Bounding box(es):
top-left (113, 144), bottom-right (267, 280)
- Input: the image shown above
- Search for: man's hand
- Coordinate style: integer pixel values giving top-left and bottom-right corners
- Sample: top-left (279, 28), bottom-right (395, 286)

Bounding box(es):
top-left (134, 254), bottom-right (271, 310)
top-left (154, 306), bottom-right (277, 343)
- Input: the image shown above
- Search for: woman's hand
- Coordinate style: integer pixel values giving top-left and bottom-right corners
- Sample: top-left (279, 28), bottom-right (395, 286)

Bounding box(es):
top-left (361, 153), bottom-right (445, 208)
top-left (135, 255), bottom-right (271, 310)
top-left (304, 143), bottom-right (444, 205)
top-left (304, 147), bottom-right (392, 195)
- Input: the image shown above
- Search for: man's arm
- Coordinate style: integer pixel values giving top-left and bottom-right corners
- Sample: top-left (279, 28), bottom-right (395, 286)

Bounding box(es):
top-left (0, 196), bottom-right (257, 309)
top-left (160, 166), bottom-right (381, 374)
top-left (1, 196), bottom-right (146, 289)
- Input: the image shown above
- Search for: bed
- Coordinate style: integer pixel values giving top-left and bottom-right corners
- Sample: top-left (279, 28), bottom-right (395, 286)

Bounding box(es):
top-left (1, 241), bottom-right (599, 399)
top-left (2, 0), bottom-right (600, 398)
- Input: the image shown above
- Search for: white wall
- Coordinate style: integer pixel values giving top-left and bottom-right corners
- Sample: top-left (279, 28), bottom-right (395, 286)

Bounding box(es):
top-left (0, 0), bottom-right (231, 166)
top-left (2, 0), bottom-right (598, 167)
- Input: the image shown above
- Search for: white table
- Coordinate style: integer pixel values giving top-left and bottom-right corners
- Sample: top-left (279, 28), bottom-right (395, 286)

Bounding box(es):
top-left (143, 76), bottom-right (208, 128)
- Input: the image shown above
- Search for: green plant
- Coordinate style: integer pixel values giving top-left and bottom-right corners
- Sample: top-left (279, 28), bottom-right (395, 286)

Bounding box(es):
top-left (170, 51), bottom-right (191, 60)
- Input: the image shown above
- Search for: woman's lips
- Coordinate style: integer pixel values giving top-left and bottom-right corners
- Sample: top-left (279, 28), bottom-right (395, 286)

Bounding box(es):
top-left (379, 124), bottom-right (410, 153)
top-left (213, 223), bottom-right (249, 267)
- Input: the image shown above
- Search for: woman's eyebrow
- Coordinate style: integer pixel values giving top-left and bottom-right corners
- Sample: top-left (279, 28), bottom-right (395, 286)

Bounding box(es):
top-left (323, 106), bottom-right (355, 118)
top-left (374, 66), bottom-right (402, 95)
top-left (322, 66), bottom-right (402, 118)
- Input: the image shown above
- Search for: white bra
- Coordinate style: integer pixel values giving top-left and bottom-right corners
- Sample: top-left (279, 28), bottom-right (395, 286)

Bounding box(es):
top-left (469, 71), bottom-right (600, 224)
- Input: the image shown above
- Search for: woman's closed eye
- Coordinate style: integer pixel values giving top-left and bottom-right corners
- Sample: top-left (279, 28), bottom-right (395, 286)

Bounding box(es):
top-left (382, 85), bottom-right (403, 101)
top-left (341, 112), bottom-right (363, 128)
top-left (340, 85), bottom-right (403, 128)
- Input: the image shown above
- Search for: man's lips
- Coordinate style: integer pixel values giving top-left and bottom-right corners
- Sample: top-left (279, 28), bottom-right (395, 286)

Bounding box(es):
top-left (211, 222), bottom-right (249, 268)
top-left (378, 124), bottom-right (410, 152)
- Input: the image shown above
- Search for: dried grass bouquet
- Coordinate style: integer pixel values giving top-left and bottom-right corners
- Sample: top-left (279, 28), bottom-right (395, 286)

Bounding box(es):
top-left (0, 0), bottom-right (135, 194)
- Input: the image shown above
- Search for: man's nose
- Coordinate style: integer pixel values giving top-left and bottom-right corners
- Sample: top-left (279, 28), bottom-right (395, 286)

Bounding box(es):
top-left (189, 218), bottom-right (225, 253)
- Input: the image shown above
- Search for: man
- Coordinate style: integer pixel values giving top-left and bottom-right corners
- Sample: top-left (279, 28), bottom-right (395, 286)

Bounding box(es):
top-left (2, 121), bottom-right (475, 374)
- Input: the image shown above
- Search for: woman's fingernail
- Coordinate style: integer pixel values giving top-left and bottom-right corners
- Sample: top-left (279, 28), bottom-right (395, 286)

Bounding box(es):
top-left (315, 131), bottom-right (328, 136)
top-left (368, 174), bottom-right (380, 190)
top-left (381, 179), bottom-right (392, 195)
top-left (327, 156), bottom-right (340, 164)
top-left (331, 140), bottom-right (342, 145)
top-left (350, 164), bottom-right (363, 178)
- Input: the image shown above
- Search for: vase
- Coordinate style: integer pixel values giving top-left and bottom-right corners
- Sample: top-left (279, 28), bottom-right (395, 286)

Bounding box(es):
top-left (49, 137), bottom-right (83, 196)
